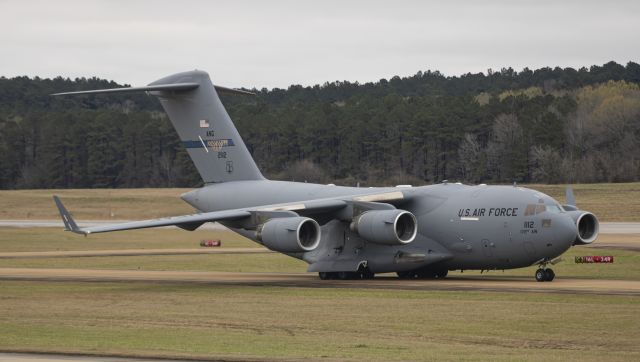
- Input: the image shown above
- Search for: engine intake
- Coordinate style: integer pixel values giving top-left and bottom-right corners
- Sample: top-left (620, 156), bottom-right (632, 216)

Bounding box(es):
top-left (350, 209), bottom-right (417, 245)
top-left (256, 217), bottom-right (321, 253)
top-left (568, 211), bottom-right (599, 245)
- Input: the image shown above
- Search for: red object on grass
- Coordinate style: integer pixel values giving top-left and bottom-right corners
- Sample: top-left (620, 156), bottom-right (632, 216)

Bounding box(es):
top-left (200, 239), bottom-right (221, 247)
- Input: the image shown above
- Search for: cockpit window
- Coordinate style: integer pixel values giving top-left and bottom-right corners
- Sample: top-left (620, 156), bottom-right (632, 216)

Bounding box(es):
top-left (524, 202), bottom-right (563, 215)
top-left (544, 199), bottom-right (565, 214)
top-left (546, 205), bottom-right (563, 214)
top-left (524, 204), bottom-right (537, 216)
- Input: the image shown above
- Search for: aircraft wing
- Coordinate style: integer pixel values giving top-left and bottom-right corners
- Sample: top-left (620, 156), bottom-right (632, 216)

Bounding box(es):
top-left (53, 195), bottom-right (252, 234)
top-left (53, 190), bottom-right (407, 235)
top-left (53, 196), bottom-right (355, 235)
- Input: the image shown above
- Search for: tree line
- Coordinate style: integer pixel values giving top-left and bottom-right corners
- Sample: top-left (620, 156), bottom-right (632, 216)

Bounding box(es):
top-left (0, 61), bottom-right (639, 189)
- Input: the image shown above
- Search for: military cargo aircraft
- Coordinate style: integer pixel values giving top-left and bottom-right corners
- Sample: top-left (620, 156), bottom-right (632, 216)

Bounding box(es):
top-left (52, 70), bottom-right (599, 282)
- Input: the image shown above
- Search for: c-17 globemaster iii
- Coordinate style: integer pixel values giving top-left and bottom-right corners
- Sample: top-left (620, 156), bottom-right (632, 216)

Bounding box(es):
top-left (52, 70), bottom-right (599, 282)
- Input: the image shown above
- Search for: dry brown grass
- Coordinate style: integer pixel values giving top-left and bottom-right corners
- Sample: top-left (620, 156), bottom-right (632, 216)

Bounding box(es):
top-left (0, 188), bottom-right (193, 220)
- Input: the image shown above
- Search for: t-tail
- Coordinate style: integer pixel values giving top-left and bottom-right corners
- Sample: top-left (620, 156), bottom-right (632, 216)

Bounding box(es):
top-left (52, 70), bottom-right (264, 184)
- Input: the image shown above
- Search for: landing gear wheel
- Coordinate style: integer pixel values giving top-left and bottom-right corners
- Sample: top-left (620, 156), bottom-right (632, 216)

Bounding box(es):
top-left (397, 271), bottom-right (414, 279)
top-left (319, 272), bottom-right (330, 280)
top-left (416, 270), bottom-right (436, 279)
top-left (535, 269), bottom-right (546, 282)
top-left (435, 270), bottom-right (448, 279)
top-left (544, 268), bottom-right (555, 282)
top-left (361, 270), bottom-right (375, 279)
top-left (337, 271), bottom-right (350, 280)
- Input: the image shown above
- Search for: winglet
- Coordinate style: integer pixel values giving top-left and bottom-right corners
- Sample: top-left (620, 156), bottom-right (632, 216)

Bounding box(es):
top-left (565, 186), bottom-right (576, 207)
top-left (53, 196), bottom-right (86, 234)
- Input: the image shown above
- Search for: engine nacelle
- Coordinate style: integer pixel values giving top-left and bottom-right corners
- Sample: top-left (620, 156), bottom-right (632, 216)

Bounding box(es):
top-left (350, 209), bottom-right (417, 245)
top-left (256, 217), bottom-right (321, 253)
top-left (567, 211), bottom-right (599, 245)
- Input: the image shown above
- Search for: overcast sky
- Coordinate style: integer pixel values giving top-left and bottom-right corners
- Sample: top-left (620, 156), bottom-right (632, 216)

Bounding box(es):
top-left (1, 0), bottom-right (638, 89)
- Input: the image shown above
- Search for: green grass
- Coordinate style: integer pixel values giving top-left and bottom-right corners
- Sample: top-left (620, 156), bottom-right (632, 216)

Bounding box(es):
top-left (0, 281), bottom-right (638, 361)
top-left (1, 183), bottom-right (639, 221)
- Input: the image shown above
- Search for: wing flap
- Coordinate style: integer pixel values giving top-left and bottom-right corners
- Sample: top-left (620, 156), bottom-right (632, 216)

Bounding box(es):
top-left (83, 210), bottom-right (251, 234)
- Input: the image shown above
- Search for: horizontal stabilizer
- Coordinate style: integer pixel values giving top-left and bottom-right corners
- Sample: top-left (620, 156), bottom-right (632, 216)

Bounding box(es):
top-left (51, 83), bottom-right (200, 96)
top-left (211, 85), bottom-right (256, 96)
top-left (51, 83), bottom-right (254, 97)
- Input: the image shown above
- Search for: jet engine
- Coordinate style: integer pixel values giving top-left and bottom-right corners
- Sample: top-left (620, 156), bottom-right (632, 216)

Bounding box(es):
top-left (350, 209), bottom-right (417, 245)
top-left (567, 211), bottom-right (599, 245)
top-left (256, 217), bottom-right (321, 253)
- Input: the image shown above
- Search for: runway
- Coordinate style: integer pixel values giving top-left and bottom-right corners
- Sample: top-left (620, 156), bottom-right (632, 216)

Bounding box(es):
top-left (1, 219), bottom-right (639, 234)
top-left (599, 222), bottom-right (640, 234)
top-left (0, 267), bottom-right (638, 296)
top-left (581, 233), bottom-right (640, 251)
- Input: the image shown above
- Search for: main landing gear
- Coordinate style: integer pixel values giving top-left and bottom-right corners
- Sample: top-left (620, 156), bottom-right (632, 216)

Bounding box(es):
top-left (319, 270), bottom-right (375, 280)
top-left (397, 269), bottom-right (448, 279)
top-left (535, 268), bottom-right (555, 282)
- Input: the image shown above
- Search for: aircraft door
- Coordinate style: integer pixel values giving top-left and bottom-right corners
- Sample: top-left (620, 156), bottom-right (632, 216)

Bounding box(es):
top-left (481, 239), bottom-right (493, 257)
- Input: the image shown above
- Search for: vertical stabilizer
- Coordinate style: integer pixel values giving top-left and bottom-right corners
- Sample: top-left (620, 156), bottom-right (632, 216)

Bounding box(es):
top-left (148, 70), bottom-right (264, 183)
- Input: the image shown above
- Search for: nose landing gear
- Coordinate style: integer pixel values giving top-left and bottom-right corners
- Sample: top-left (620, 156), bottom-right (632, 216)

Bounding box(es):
top-left (535, 257), bottom-right (561, 282)
top-left (535, 268), bottom-right (555, 282)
